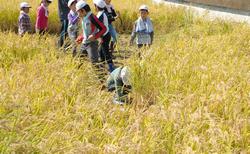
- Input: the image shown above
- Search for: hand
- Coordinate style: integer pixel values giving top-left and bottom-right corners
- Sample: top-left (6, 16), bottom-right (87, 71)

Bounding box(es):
top-left (129, 40), bottom-right (133, 46)
top-left (98, 41), bottom-right (102, 46)
top-left (116, 11), bottom-right (120, 19)
top-left (88, 35), bottom-right (96, 41)
top-left (76, 35), bottom-right (83, 44)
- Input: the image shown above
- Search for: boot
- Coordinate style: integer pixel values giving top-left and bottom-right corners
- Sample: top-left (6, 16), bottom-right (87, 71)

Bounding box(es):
top-left (110, 41), bottom-right (116, 59)
top-left (108, 63), bottom-right (115, 73)
top-left (110, 41), bottom-right (115, 53)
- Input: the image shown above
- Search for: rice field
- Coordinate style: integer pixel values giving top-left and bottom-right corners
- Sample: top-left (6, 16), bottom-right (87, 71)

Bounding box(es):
top-left (0, 0), bottom-right (249, 153)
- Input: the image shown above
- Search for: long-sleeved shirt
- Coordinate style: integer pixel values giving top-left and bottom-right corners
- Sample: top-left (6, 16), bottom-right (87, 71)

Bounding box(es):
top-left (77, 12), bottom-right (107, 44)
top-left (130, 18), bottom-right (154, 45)
top-left (107, 67), bottom-right (131, 102)
top-left (68, 10), bottom-right (79, 39)
top-left (35, 4), bottom-right (48, 30)
top-left (58, 0), bottom-right (70, 21)
top-left (68, 10), bottom-right (79, 25)
top-left (18, 11), bottom-right (31, 36)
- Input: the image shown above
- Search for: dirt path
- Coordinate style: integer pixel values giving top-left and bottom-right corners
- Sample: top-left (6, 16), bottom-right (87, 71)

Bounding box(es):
top-left (153, 0), bottom-right (250, 24)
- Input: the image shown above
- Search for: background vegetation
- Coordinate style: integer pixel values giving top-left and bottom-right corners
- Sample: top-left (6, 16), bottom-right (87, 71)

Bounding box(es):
top-left (0, 0), bottom-right (249, 153)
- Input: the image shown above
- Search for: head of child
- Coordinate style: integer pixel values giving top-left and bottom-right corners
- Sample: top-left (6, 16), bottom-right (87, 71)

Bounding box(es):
top-left (93, 0), bottom-right (106, 12)
top-left (120, 67), bottom-right (131, 87)
top-left (42, 0), bottom-right (52, 7)
top-left (76, 1), bottom-right (91, 18)
top-left (139, 5), bottom-right (149, 20)
top-left (21, 7), bottom-right (30, 14)
top-left (104, 0), bottom-right (111, 5)
top-left (68, 0), bottom-right (77, 12)
top-left (20, 2), bottom-right (31, 14)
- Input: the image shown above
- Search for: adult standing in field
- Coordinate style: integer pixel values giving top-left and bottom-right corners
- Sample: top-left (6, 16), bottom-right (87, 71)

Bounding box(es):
top-left (35, 0), bottom-right (53, 35)
top-left (58, 0), bottom-right (70, 48)
top-left (67, 0), bottom-right (79, 57)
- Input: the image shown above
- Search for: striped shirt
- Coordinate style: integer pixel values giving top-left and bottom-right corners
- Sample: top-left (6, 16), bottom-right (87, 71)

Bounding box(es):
top-left (18, 11), bottom-right (31, 36)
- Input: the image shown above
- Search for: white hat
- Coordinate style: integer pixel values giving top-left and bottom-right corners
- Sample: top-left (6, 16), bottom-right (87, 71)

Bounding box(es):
top-left (68, 0), bottom-right (76, 7)
top-left (120, 67), bottom-right (131, 86)
top-left (139, 5), bottom-right (149, 11)
top-left (93, 0), bottom-right (106, 9)
top-left (76, 0), bottom-right (87, 11)
top-left (46, 0), bottom-right (53, 3)
top-left (20, 2), bottom-right (31, 9)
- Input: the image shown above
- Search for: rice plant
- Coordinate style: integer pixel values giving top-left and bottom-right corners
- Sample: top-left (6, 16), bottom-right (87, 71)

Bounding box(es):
top-left (0, 0), bottom-right (249, 153)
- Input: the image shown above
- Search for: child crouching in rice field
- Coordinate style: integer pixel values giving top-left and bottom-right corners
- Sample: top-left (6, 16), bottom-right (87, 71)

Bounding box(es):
top-left (18, 2), bottom-right (32, 36)
top-left (35, 0), bottom-right (52, 35)
top-left (130, 5), bottom-right (154, 49)
top-left (67, 0), bottom-right (79, 57)
top-left (107, 66), bottom-right (132, 105)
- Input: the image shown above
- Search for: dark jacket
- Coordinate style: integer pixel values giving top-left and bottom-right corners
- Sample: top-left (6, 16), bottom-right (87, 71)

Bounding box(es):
top-left (58, 0), bottom-right (70, 20)
top-left (104, 5), bottom-right (117, 24)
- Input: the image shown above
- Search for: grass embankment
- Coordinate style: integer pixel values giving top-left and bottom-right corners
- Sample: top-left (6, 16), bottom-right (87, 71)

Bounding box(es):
top-left (0, 0), bottom-right (250, 153)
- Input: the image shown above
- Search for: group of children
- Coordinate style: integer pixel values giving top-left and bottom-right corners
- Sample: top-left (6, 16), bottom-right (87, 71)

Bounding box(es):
top-left (18, 0), bottom-right (154, 104)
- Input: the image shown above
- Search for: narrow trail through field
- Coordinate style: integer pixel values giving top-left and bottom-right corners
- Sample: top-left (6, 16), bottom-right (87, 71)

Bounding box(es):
top-left (64, 34), bottom-right (134, 68)
top-left (153, 0), bottom-right (250, 24)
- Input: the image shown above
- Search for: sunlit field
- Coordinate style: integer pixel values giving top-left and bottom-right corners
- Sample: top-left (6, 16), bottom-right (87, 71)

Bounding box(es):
top-left (0, 0), bottom-right (249, 153)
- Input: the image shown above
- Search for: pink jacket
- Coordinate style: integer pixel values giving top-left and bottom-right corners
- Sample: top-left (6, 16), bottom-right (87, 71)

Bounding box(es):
top-left (35, 4), bottom-right (48, 30)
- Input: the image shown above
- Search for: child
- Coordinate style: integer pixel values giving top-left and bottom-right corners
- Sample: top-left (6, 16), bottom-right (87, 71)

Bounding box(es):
top-left (75, 1), bottom-right (106, 65)
top-left (107, 66), bottom-right (131, 104)
top-left (18, 2), bottom-right (32, 36)
top-left (67, 0), bottom-right (79, 57)
top-left (35, 0), bottom-right (52, 35)
top-left (104, 0), bottom-right (118, 53)
top-left (130, 5), bottom-right (154, 48)
top-left (93, 0), bottom-right (115, 73)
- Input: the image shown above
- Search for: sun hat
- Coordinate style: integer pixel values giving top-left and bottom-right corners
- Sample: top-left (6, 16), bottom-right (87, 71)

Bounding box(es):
top-left (93, 0), bottom-right (106, 9)
top-left (76, 0), bottom-right (87, 11)
top-left (20, 2), bottom-right (31, 9)
top-left (139, 4), bottom-right (149, 11)
top-left (120, 67), bottom-right (131, 86)
top-left (68, 0), bottom-right (76, 7)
